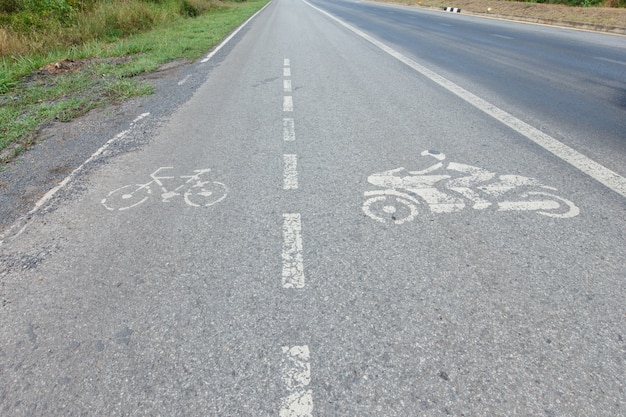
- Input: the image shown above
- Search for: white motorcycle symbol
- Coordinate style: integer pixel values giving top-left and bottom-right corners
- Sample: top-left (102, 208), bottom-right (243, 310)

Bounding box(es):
top-left (363, 150), bottom-right (579, 224)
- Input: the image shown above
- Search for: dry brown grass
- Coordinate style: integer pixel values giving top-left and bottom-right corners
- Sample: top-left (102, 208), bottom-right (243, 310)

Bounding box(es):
top-left (377, 0), bottom-right (626, 29)
top-left (0, 28), bottom-right (27, 56)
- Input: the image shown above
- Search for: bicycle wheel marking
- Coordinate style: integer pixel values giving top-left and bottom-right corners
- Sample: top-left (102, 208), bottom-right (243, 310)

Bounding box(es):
top-left (101, 167), bottom-right (227, 211)
top-left (363, 151), bottom-right (580, 224)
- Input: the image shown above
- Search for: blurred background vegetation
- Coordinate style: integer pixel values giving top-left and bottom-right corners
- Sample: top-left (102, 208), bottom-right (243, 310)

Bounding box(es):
top-left (0, 0), bottom-right (248, 57)
top-left (0, 0), bottom-right (265, 161)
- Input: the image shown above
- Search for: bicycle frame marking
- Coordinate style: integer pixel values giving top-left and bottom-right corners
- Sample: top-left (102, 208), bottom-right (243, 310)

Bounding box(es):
top-left (101, 167), bottom-right (227, 211)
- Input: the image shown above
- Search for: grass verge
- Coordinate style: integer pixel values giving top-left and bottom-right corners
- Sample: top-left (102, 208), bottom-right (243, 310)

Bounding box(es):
top-left (0, 0), bottom-right (269, 164)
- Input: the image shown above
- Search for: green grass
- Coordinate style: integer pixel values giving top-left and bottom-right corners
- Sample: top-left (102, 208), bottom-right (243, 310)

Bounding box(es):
top-left (0, 0), bottom-right (269, 163)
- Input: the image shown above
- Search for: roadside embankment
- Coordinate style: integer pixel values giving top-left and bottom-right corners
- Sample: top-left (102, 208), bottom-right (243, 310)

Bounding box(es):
top-left (376, 0), bottom-right (626, 34)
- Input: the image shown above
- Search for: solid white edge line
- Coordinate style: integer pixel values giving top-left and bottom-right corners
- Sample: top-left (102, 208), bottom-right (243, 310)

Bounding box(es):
top-left (31, 112), bottom-right (151, 214)
top-left (200, 1), bottom-right (272, 63)
top-left (0, 113), bottom-right (151, 245)
top-left (302, 0), bottom-right (626, 199)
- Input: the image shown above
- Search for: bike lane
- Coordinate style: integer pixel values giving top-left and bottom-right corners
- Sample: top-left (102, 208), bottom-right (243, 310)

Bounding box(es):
top-left (0, 1), bottom-right (310, 415)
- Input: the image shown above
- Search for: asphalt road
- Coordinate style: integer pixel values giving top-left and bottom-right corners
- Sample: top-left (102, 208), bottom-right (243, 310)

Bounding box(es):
top-left (1, 0), bottom-right (625, 415)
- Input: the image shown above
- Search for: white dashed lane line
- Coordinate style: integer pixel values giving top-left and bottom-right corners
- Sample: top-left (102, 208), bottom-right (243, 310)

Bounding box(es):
top-left (280, 345), bottom-right (313, 417)
top-left (282, 213), bottom-right (305, 289)
top-left (284, 118), bottom-right (296, 142)
top-left (283, 154), bottom-right (299, 190)
top-left (279, 59), bottom-right (313, 415)
top-left (283, 96), bottom-right (294, 112)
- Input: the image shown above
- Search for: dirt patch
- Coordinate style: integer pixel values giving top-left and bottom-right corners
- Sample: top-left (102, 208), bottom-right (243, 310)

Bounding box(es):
top-left (39, 59), bottom-right (86, 75)
top-left (49, 166), bottom-right (73, 176)
top-left (30, 56), bottom-right (133, 82)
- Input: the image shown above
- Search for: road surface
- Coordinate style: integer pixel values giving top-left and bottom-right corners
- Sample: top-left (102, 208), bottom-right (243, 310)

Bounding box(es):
top-left (1, 0), bottom-right (625, 415)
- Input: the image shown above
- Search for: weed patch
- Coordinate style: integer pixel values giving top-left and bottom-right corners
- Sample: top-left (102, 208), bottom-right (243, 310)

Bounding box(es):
top-left (0, 0), bottom-right (269, 164)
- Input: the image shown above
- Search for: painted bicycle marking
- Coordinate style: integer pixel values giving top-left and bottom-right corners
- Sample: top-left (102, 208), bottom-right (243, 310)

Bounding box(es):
top-left (102, 167), bottom-right (227, 211)
top-left (363, 150), bottom-right (579, 224)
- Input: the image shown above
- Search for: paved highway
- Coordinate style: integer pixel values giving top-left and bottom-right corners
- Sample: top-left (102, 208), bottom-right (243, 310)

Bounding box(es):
top-left (1, 0), bottom-right (625, 415)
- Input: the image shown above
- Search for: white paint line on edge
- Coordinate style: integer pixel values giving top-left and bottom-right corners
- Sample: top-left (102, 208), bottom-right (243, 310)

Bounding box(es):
top-left (284, 79), bottom-right (292, 93)
top-left (280, 345), bottom-right (313, 417)
top-left (594, 56), bottom-right (626, 66)
top-left (200, 1), bottom-right (272, 63)
top-left (31, 112), bottom-right (151, 214)
top-left (283, 154), bottom-right (299, 190)
top-left (283, 67), bottom-right (292, 77)
top-left (492, 34), bottom-right (513, 40)
top-left (284, 58), bottom-right (290, 66)
top-left (303, 0), bottom-right (626, 199)
top-left (284, 96), bottom-right (294, 112)
top-left (0, 113), bottom-right (151, 245)
top-left (282, 213), bottom-right (305, 289)
top-left (177, 75), bottom-right (192, 85)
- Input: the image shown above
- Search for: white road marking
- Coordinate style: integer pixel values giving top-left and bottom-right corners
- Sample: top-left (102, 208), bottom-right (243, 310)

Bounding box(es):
top-left (284, 67), bottom-right (292, 77)
top-left (200, 2), bottom-right (271, 63)
top-left (363, 152), bottom-right (580, 222)
top-left (284, 79), bottom-right (292, 92)
top-left (177, 75), bottom-right (192, 85)
top-left (492, 34), bottom-right (513, 39)
top-left (284, 154), bottom-right (299, 189)
top-left (284, 96), bottom-right (294, 112)
top-left (1, 113), bottom-right (151, 245)
top-left (284, 118), bottom-right (296, 141)
top-left (34, 112), bottom-right (151, 213)
top-left (282, 214), bottom-right (305, 289)
top-left (101, 167), bottom-right (228, 211)
top-left (594, 56), bottom-right (626, 66)
top-left (304, 0), bottom-right (626, 199)
top-left (280, 345), bottom-right (313, 417)
top-left (284, 58), bottom-right (291, 66)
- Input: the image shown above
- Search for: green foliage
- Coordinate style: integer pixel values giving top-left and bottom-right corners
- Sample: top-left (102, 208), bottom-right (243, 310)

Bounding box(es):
top-left (180, 0), bottom-right (200, 17)
top-left (0, 0), bottom-right (269, 162)
top-left (102, 2), bottom-right (156, 39)
top-left (0, 0), bottom-right (21, 13)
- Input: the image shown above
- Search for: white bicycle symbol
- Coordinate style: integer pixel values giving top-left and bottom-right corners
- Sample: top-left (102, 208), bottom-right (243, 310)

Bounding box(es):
top-left (101, 167), bottom-right (227, 211)
top-left (363, 150), bottom-right (579, 224)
